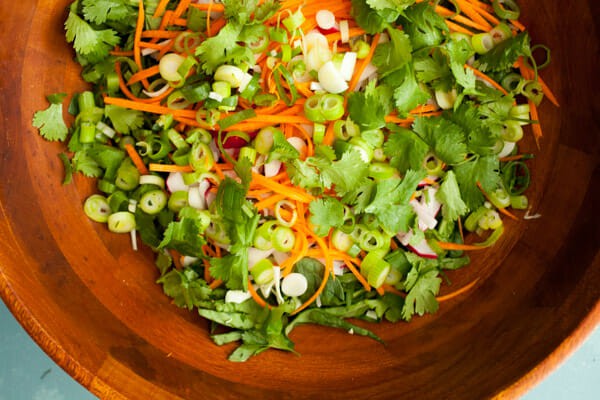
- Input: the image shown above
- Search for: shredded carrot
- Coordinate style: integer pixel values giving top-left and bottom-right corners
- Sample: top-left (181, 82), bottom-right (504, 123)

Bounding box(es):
top-left (247, 279), bottom-right (269, 308)
top-left (436, 241), bottom-right (489, 251)
top-left (381, 284), bottom-right (406, 297)
top-left (445, 20), bottom-right (475, 35)
top-left (208, 279), bottom-right (223, 290)
top-left (510, 19), bottom-right (526, 32)
top-left (133, 1), bottom-right (148, 89)
top-left (251, 173), bottom-right (315, 203)
top-left (148, 163), bottom-right (194, 173)
top-left (124, 143), bottom-right (149, 175)
top-left (348, 33), bottom-right (381, 92)
top-left (455, 0), bottom-right (492, 30)
top-left (153, 0), bottom-right (170, 18)
top-left (172, 0), bottom-right (192, 20)
top-left (527, 99), bottom-right (543, 148)
top-left (437, 278), bottom-right (480, 302)
top-left (127, 65), bottom-right (160, 86)
top-left (375, 285), bottom-right (385, 296)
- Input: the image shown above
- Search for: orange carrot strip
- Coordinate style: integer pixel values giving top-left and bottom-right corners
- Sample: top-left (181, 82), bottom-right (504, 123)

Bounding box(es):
top-left (382, 284), bottom-right (406, 297)
top-left (172, 0), bottom-right (192, 20)
top-left (537, 75), bottom-right (560, 107)
top-left (344, 259), bottom-right (371, 291)
top-left (436, 241), bottom-right (489, 251)
top-left (110, 50), bottom-right (134, 56)
top-left (464, 64), bottom-right (509, 95)
top-left (375, 285), bottom-right (385, 296)
top-left (124, 144), bottom-right (149, 175)
top-left (247, 278), bottom-right (269, 308)
top-left (324, 27), bottom-right (366, 44)
top-left (348, 33), bottom-right (380, 92)
top-left (251, 173), bottom-right (315, 203)
top-left (445, 20), bottom-right (475, 35)
top-left (437, 278), bottom-right (480, 302)
top-left (149, 163), bottom-right (194, 173)
top-left (528, 99), bottom-right (543, 148)
top-left (469, 4), bottom-right (500, 26)
top-left (209, 279), bottom-right (223, 289)
top-left (141, 30), bottom-right (181, 39)
top-left (133, 1), bottom-right (148, 89)
top-left (455, 0), bottom-right (492, 30)
top-left (189, 3), bottom-right (225, 12)
top-left (127, 65), bottom-right (161, 86)
top-left (254, 193), bottom-right (287, 211)
top-left (153, 0), bottom-right (170, 18)
top-left (104, 96), bottom-right (198, 118)
top-left (510, 19), bottom-right (526, 32)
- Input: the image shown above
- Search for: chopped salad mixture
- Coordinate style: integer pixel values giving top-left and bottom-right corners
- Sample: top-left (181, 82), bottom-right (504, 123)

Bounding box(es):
top-left (33, 0), bottom-right (556, 361)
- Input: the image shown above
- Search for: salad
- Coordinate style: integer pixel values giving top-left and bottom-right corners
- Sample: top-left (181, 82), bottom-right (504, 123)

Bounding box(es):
top-left (33, 0), bottom-right (556, 361)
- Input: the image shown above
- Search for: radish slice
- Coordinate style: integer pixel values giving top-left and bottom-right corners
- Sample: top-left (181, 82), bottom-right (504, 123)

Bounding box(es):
top-left (316, 10), bottom-right (336, 31)
top-left (303, 31), bottom-right (329, 53)
top-left (264, 159), bottom-right (282, 177)
top-left (305, 46), bottom-right (332, 72)
top-left (166, 172), bottom-right (189, 193)
top-left (181, 256), bottom-right (198, 267)
top-left (287, 136), bottom-right (307, 157)
top-left (281, 273), bottom-right (309, 297)
top-left (407, 239), bottom-right (438, 259)
top-left (340, 51), bottom-right (357, 81)
top-left (411, 199), bottom-right (438, 231)
top-left (187, 185), bottom-right (205, 209)
top-left (272, 267), bottom-right (284, 304)
top-left (318, 61), bottom-right (348, 93)
top-left (333, 260), bottom-right (346, 276)
top-left (272, 251), bottom-right (289, 265)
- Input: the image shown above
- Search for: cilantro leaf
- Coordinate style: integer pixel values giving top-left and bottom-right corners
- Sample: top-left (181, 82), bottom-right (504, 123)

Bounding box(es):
top-left (399, 1), bottom-right (449, 51)
top-left (65, 11), bottom-right (120, 61)
top-left (454, 155), bottom-right (501, 210)
top-left (72, 149), bottom-right (102, 177)
top-left (445, 38), bottom-right (477, 92)
top-left (309, 196), bottom-right (345, 237)
top-left (82, 0), bottom-right (129, 25)
top-left (195, 23), bottom-right (253, 74)
top-left (436, 170), bottom-right (468, 221)
top-left (267, 130), bottom-right (299, 162)
top-left (104, 104), bottom-right (144, 134)
top-left (157, 268), bottom-right (213, 310)
top-left (372, 26), bottom-right (412, 77)
top-left (366, 0), bottom-right (415, 13)
top-left (158, 218), bottom-right (207, 256)
top-left (383, 125), bottom-right (429, 174)
top-left (321, 148), bottom-right (370, 196)
top-left (32, 94), bottom-right (69, 141)
top-left (287, 158), bottom-right (323, 192)
top-left (385, 64), bottom-right (430, 117)
top-left (364, 170), bottom-right (424, 233)
top-left (350, 0), bottom-right (388, 34)
top-left (412, 116), bottom-right (468, 165)
top-left (414, 49), bottom-right (454, 92)
top-left (475, 32), bottom-right (532, 73)
top-left (401, 259), bottom-right (441, 321)
top-left (347, 80), bottom-right (392, 129)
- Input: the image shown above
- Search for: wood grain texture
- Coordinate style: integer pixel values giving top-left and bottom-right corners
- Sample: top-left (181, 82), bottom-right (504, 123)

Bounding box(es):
top-left (0, 0), bottom-right (598, 399)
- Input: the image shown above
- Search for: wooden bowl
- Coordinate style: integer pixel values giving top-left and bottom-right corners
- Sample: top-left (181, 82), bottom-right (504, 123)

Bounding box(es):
top-left (0, 1), bottom-right (598, 399)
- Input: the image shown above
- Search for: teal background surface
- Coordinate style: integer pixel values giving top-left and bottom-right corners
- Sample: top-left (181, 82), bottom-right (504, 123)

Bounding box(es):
top-left (0, 300), bottom-right (598, 399)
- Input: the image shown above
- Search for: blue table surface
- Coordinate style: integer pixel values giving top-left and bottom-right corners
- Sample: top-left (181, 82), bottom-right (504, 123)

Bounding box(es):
top-left (1, 300), bottom-right (598, 400)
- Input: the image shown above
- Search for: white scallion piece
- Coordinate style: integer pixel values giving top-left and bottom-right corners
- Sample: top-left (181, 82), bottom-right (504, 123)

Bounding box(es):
top-left (281, 273), bottom-right (308, 297)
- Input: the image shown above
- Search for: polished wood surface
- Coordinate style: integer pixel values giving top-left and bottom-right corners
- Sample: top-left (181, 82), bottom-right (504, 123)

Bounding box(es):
top-left (0, 1), bottom-right (598, 399)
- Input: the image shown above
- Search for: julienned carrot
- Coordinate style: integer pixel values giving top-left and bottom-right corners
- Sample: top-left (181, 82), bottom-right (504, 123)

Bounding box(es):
top-left (127, 65), bottom-right (160, 85)
top-left (153, 0), bottom-right (170, 18)
top-left (114, 62), bottom-right (177, 104)
top-left (291, 228), bottom-right (333, 315)
top-left (510, 19), bottom-right (526, 32)
top-left (189, 2), bottom-right (225, 12)
top-left (445, 20), bottom-right (475, 36)
top-left (348, 33), bottom-right (381, 92)
top-left (124, 143), bottom-right (149, 175)
top-left (344, 259), bottom-right (371, 291)
top-left (149, 163), bottom-right (194, 173)
top-left (172, 0), bottom-right (192, 20)
top-left (141, 30), bottom-right (181, 39)
top-left (464, 64), bottom-right (509, 95)
top-left (247, 278), bottom-right (269, 308)
top-left (254, 193), bottom-right (287, 211)
top-left (104, 96), bottom-right (198, 119)
top-left (133, 1), bottom-right (149, 89)
top-left (251, 173), bottom-right (315, 203)
top-left (468, 3), bottom-right (500, 26)
top-left (435, 5), bottom-right (491, 32)
top-left (208, 279), bottom-right (223, 289)
top-left (436, 278), bottom-right (479, 302)
top-left (324, 27), bottom-right (366, 44)
top-left (436, 241), bottom-right (489, 251)
top-left (382, 284), bottom-right (405, 297)
top-left (455, 0), bottom-right (492, 30)
top-left (528, 99), bottom-right (543, 148)
top-left (537, 75), bottom-right (560, 107)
